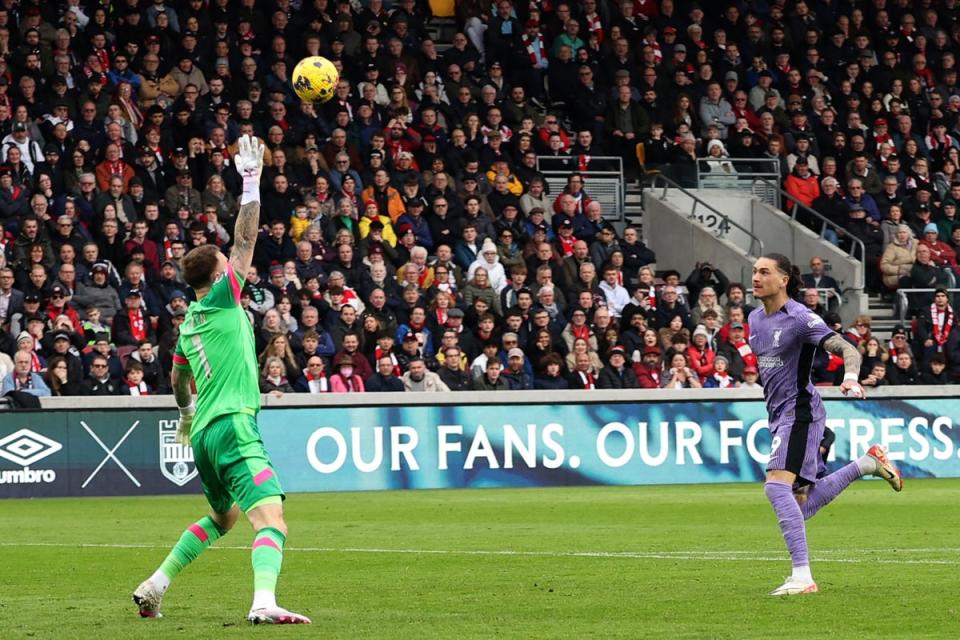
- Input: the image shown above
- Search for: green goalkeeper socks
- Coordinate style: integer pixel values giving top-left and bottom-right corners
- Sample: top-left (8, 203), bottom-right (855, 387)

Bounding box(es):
top-left (251, 527), bottom-right (286, 610)
top-left (154, 515), bottom-right (226, 589)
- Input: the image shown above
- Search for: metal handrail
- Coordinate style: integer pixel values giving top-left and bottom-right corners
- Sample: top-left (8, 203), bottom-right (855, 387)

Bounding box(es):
top-left (895, 288), bottom-right (960, 324)
top-left (750, 176), bottom-right (867, 290)
top-left (642, 173), bottom-right (764, 256)
top-left (696, 157), bottom-right (781, 182)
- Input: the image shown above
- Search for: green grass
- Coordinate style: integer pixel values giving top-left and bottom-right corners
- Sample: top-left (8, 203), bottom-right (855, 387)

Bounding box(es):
top-left (0, 480), bottom-right (957, 639)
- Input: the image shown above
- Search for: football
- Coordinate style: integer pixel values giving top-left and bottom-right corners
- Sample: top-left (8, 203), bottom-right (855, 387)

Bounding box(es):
top-left (292, 56), bottom-right (339, 103)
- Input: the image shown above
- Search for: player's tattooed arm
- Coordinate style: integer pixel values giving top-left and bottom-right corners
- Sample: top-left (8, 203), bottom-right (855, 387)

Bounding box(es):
top-left (229, 200), bottom-right (260, 275)
top-left (822, 334), bottom-right (861, 378)
top-left (229, 134), bottom-right (264, 275)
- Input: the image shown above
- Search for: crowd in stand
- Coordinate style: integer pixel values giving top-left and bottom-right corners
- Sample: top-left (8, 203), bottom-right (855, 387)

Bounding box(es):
top-left (0, 0), bottom-right (958, 400)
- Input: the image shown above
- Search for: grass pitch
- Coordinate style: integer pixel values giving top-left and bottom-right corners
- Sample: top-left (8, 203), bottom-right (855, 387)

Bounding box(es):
top-left (0, 480), bottom-right (956, 639)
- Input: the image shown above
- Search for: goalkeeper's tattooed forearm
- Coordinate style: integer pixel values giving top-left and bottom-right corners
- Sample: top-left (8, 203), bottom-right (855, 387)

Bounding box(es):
top-left (231, 201), bottom-right (260, 267)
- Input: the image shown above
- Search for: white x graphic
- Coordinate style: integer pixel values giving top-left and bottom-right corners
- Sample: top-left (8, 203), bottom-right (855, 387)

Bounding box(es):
top-left (80, 420), bottom-right (142, 489)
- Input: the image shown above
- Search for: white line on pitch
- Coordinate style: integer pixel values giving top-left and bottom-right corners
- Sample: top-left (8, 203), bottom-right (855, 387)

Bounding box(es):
top-left (0, 542), bottom-right (956, 566)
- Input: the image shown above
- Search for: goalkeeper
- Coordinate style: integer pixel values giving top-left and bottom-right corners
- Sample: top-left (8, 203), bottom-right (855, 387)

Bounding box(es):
top-left (132, 136), bottom-right (310, 625)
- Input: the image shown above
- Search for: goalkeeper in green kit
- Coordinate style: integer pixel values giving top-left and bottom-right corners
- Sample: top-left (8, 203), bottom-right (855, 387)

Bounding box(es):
top-left (133, 135), bottom-right (310, 625)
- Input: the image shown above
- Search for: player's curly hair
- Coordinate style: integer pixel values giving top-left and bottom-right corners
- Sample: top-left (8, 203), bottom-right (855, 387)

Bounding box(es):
top-left (762, 253), bottom-right (803, 297)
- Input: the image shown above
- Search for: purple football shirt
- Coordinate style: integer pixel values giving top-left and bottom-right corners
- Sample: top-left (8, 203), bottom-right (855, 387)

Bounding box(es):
top-left (747, 299), bottom-right (835, 426)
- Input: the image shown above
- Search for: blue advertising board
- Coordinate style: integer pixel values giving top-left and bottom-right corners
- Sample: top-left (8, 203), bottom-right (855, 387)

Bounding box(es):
top-left (2, 397), bottom-right (957, 498)
top-left (258, 398), bottom-right (960, 493)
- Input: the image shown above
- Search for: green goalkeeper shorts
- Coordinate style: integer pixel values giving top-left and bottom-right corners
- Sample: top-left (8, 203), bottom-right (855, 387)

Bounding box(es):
top-left (192, 412), bottom-right (285, 514)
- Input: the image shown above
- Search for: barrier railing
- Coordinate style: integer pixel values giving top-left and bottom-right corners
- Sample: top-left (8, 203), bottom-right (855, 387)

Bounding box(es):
top-left (537, 156), bottom-right (625, 222)
top-left (896, 288), bottom-right (960, 324)
top-left (695, 157), bottom-right (781, 195)
top-left (642, 173), bottom-right (764, 256)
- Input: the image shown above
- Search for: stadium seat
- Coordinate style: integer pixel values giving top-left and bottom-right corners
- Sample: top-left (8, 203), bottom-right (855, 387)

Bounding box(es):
top-left (117, 346), bottom-right (137, 369)
top-left (428, 0), bottom-right (455, 17)
top-left (635, 142), bottom-right (660, 177)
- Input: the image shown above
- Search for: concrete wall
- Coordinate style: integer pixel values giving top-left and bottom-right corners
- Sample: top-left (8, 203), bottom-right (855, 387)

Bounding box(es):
top-left (653, 188), bottom-right (868, 325)
top-left (643, 192), bottom-right (757, 286)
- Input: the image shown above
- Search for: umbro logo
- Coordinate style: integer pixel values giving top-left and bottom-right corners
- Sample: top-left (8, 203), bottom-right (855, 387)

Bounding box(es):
top-left (0, 429), bottom-right (63, 467)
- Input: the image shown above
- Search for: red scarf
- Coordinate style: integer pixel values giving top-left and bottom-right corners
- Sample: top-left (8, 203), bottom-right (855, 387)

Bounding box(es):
top-left (712, 372), bottom-right (733, 388)
top-left (435, 309), bottom-right (447, 326)
top-left (521, 32), bottom-right (545, 66)
top-left (558, 235), bottom-right (576, 256)
top-left (126, 380), bottom-right (149, 395)
top-left (578, 370), bottom-right (595, 389)
top-left (129, 309), bottom-right (146, 342)
top-left (305, 371), bottom-right (329, 393)
top-left (571, 325), bottom-right (591, 341)
top-left (888, 340), bottom-right (901, 366)
top-left (108, 161), bottom-right (125, 176)
top-left (585, 12), bottom-right (604, 43)
top-left (26, 345), bottom-right (41, 372)
top-left (577, 155), bottom-right (591, 172)
top-left (733, 339), bottom-right (757, 367)
top-left (931, 303), bottom-right (954, 350)
top-left (647, 289), bottom-right (657, 310)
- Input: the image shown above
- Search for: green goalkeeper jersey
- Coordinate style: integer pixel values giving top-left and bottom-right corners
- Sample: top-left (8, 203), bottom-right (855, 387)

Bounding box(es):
top-left (173, 263), bottom-right (260, 438)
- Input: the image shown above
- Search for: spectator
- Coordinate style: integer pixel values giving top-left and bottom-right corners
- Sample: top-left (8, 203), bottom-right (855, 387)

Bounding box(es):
top-left (885, 350), bottom-right (920, 385)
top-left (880, 225), bottom-right (917, 291)
top-left (2, 350), bottom-right (50, 396)
top-left (661, 351), bottom-right (703, 389)
top-left (366, 355), bottom-right (405, 393)
top-left (597, 346), bottom-right (639, 389)
top-left (259, 356), bottom-right (294, 397)
top-left (502, 348), bottom-right (534, 390)
top-left (472, 357), bottom-right (509, 391)
top-left (533, 353), bottom-right (569, 390)
top-left (740, 366), bottom-right (761, 389)
top-left (917, 288), bottom-right (956, 366)
top-left (80, 354), bottom-right (120, 395)
top-left (121, 361), bottom-right (152, 396)
top-left (294, 356), bottom-right (330, 394)
top-left (633, 345), bottom-right (663, 389)
top-left (401, 357), bottom-right (449, 392)
top-left (42, 355), bottom-right (80, 396)
top-left (329, 355), bottom-right (366, 393)
top-left (920, 354), bottom-right (950, 385)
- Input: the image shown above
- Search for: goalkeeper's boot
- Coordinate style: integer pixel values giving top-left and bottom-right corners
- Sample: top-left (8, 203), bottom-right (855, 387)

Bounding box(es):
top-left (769, 576), bottom-right (818, 596)
top-left (866, 444), bottom-right (903, 492)
top-left (133, 580), bottom-right (164, 618)
top-left (247, 606), bottom-right (312, 625)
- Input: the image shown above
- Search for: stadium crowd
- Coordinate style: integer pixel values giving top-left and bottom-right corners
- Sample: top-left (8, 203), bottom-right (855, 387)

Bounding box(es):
top-left (1, 0), bottom-right (959, 400)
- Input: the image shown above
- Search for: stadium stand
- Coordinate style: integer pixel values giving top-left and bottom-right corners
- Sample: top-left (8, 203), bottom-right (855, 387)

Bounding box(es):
top-left (1, 0), bottom-right (959, 400)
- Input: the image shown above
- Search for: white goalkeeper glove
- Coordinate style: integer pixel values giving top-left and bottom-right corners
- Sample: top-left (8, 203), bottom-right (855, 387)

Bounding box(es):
top-left (234, 134), bottom-right (265, 205)
top-left (176, 401), bottom-right (195, 446)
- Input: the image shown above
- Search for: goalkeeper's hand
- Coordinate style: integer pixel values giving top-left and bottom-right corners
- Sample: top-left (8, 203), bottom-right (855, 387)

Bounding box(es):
top-left (233, 134), bottom-right (264, 185)
top-left (176, 403), bottom-right (195, 446)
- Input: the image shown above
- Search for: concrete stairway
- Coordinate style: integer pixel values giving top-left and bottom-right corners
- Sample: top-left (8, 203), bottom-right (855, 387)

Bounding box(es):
top-left (866, 294), bottom-right (900, 339)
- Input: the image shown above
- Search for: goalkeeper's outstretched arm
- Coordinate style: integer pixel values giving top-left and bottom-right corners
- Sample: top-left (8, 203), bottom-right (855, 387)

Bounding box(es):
top-left (229, 135), bottom-right (265, 276)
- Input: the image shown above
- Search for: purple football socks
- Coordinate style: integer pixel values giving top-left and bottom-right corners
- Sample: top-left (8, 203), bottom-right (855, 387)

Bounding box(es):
top-left (800, 462), bottom-right (862, 520)
top-left (764, 480), bottom-right (809, 568)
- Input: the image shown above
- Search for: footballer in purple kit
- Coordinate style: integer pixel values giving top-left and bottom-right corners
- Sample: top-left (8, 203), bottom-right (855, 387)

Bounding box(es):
top-left (749, 254), bottom-right (903, 596)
